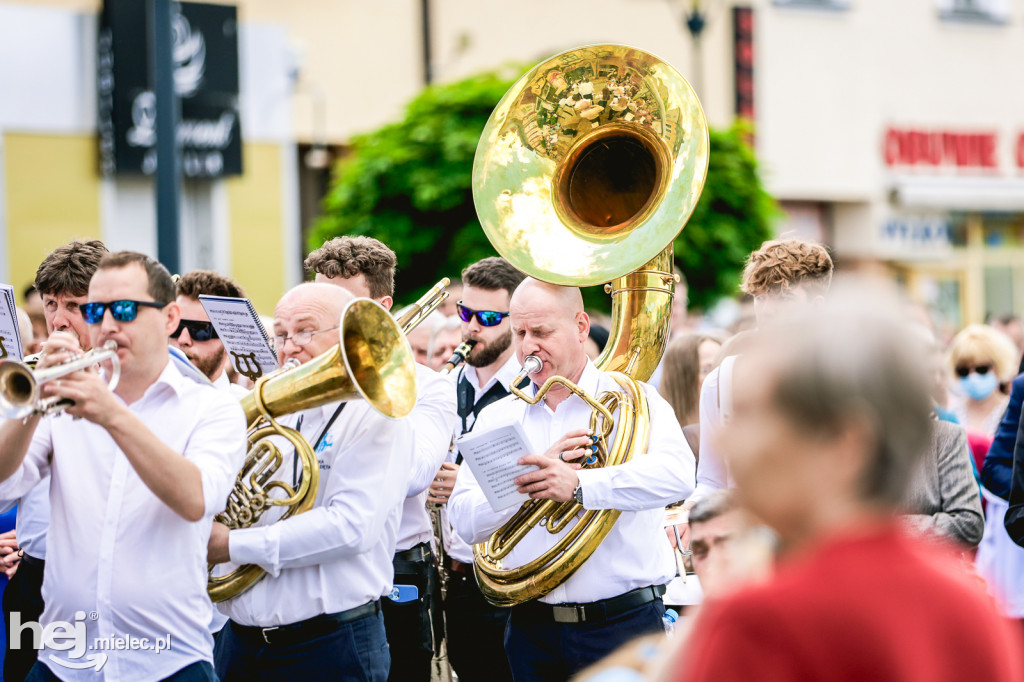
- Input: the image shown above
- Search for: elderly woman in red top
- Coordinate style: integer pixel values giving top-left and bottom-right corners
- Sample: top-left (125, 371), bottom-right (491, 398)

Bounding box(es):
top-left (676, 285), bottom-right (1022, 682)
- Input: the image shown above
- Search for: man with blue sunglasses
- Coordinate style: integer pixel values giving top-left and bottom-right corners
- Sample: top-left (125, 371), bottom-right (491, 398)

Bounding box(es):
top-left (0, 251), bottom-right (247, 682)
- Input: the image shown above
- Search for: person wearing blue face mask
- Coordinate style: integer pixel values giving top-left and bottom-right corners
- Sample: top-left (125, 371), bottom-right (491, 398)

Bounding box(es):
top-left (945, 324), bottom-right (1024, 621)
top-left (947, 325), bottom-right (1018, 449)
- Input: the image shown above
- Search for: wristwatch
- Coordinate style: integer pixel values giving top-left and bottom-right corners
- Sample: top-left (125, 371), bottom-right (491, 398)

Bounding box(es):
top-left (572, 483), bottom-right (584, 505)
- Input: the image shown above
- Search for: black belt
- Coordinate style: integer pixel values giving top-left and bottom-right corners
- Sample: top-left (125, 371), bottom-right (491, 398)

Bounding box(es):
top-left (230, 600), bottom-right (381, 646)
top-left (394, 541), bottom-right (431, 564)
top-left (18, 552), bottom-right (44, 570)
top-left (514, 585), bottom-right (666, 624)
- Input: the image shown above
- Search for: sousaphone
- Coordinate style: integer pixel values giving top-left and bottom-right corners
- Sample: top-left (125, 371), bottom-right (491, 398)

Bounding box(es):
top-left (471, 44), bottom-right (709, 605)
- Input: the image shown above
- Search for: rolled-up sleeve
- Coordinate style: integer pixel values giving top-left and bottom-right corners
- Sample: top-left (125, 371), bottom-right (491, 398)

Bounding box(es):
top-left (406, 367), bottom-right (458, 497)
top-left (181, 391), bottom-right (248, 519)
top-left (576, 384), bottom-right (695, 510)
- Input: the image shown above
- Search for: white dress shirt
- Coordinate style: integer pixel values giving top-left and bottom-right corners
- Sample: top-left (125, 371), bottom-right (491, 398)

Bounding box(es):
top-left (0, 359), bottom-right (247, 682)
top-left (691, 356), bottom-right (737, 504)
top-left (219, 400), bottom-right (413, 626)
top-left (449, 360), bottom-right (695, 604)
top-left (12, 477), bottom-right (48, 559)
top-left (396, 364), bottom-right (458, 552)
top-left (443, 355), bottom-right (524, 563)
top-left (213, 370), bottom-right (250, 399)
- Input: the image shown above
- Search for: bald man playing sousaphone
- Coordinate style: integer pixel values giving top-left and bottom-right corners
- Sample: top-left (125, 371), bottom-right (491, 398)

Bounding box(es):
top-left (448, 278), bottom-right (696, 681)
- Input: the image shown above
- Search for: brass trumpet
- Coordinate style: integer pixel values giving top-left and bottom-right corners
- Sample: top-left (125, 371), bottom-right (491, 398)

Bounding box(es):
top-left (0, 340), bottom-right (121, 419)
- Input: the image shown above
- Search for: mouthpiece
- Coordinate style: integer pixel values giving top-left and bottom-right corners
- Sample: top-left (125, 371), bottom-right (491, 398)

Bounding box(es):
top-left (523, 356), bottom-right (543, 375)
top-left (440, 340), bottom-right (478, 375)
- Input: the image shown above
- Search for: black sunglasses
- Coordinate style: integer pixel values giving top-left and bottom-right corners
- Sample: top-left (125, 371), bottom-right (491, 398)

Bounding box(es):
top-left (456, 301), bottom-right (510, 327)
top-left (170, 319), bottom-right (219, 342)
top-left (81, 300), bottom-right (168, 325)
top-left (955, 364), bottom-right (992, 378)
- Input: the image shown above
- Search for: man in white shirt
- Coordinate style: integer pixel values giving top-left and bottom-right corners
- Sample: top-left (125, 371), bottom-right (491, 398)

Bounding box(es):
top-left (0, 251), bottom-right (247, 682)
top-left (208, 282), bottom-right (415, 681)
top-left (169, 270), bottom-right (249, 398)
top-left (685, 239), bottom-right (833, 514)
top-left (448, 278), bottom-right (695, 682)
top-left (2, 240), bottom-right (108, 682)
top-left (426, 256), bottom-right (525, 682)
top-left (304, 236), bottom-right (458, 682)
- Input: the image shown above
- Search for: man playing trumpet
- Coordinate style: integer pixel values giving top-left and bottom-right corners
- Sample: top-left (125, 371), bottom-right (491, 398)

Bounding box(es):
top-left (448, 278), bottom-right (695, 681)
top-left (0, 251), bottom-right (247, 681)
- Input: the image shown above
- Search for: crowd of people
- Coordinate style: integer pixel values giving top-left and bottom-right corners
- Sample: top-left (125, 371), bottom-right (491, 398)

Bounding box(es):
top-left (0, 234), bottom-right (1021, 682)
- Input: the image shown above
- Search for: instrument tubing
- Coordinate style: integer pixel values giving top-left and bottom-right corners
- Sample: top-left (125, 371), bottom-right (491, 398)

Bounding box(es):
top-left (514, 585), bottom-right (666, 624)
top-left (230, 599), bottom-right (381, 646)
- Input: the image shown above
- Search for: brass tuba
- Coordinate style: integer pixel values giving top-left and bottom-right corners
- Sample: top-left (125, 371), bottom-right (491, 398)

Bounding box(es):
top-left (208, 298), bottom-right (418, 602)
top-left (470, 44), bottom-right (708, 605)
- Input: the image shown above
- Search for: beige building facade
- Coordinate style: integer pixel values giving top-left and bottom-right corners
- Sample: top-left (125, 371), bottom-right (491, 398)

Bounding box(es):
top-left (2, 0), bottom-right (1023, 325)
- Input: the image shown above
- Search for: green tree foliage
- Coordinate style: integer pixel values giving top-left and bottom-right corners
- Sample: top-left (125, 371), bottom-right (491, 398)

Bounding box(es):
top-left (311, 69), bottom-right (776, 311)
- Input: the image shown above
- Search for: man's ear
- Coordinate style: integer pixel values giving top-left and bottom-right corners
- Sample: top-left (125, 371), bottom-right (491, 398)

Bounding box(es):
top-left (577, 311), bottom-right (590, 342)
top-left (164, 301), bottom-right (181, 337)
top-left (379, 295), bottom-right (393, 311)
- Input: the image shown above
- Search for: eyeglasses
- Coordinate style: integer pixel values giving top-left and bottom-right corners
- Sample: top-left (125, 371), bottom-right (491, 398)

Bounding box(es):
top-left (955, 364), bottom-right (992, 378)
top-left (81, 300), bottom-right (169, 325)
top-left (170, 319), bottom-right (219, 342)
top-left (456, 302), bottom-right (510, 327)
top-left (273, 326), bottom-right (339, 351)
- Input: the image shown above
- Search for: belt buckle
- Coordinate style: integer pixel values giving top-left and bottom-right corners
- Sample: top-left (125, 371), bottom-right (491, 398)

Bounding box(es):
top-left (552, 605), bottom-right (584, 624)
top-left (261, 626), bottom-right (278, 644)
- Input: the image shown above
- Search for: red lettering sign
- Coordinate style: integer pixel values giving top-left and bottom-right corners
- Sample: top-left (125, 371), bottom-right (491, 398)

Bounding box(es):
top-left (884, 127), bottom-right (998, 169)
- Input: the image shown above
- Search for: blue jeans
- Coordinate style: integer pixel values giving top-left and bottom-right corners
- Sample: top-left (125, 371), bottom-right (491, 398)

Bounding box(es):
top-left (504, 600), bottom-right (665, 682)
top-left (213, 611), bottom-right (389, 682)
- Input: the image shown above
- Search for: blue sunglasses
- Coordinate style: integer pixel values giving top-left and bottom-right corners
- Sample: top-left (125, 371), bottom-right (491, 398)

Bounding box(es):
top-left (456, 301), bottom-right (510, 327)
top-left (81, 300), bottom-right (169, 324)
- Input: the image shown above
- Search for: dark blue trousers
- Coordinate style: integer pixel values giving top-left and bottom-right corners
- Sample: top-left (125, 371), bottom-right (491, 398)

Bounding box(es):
top-left (26, 660), bottom-right (216, 681)
top-left (504, 600), bottom-right (665, 682)
top-left (213, 611), bottom-right (389, 682)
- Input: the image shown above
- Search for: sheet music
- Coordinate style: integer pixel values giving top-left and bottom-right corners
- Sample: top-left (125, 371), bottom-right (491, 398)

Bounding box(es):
top-left (456, 421), bottom-right (538, 512)
top-left (199, 295), bottom-right (278, 382)
top-left (0, 284), bottom-right (24, 361)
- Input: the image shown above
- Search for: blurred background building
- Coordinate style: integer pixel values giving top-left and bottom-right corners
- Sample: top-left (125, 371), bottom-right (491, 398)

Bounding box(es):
top-left (0, 0), bottom-right (1021, 323)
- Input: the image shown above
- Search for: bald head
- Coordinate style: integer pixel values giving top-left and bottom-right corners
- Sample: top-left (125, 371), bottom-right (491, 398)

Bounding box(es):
top-left (276, 282), bottom-right (354, 319)
top-left (274, 283), bottom-right (354, 366)
top-left (511, 278), bottom-right (584, 317)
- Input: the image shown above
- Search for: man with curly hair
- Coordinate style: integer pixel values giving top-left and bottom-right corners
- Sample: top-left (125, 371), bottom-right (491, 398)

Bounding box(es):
top-left (682, 239), bottom-right (833, 515)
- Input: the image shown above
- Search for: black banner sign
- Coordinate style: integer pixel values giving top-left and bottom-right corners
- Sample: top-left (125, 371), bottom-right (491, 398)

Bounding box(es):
top-left (98, 0), bottom-right (242, 178)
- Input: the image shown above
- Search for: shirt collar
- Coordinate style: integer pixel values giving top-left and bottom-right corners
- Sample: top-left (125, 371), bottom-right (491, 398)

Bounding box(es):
top-left (464, 353), bottom-right (523, 395)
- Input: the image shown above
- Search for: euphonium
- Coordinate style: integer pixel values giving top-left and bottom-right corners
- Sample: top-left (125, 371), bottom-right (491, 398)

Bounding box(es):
top-left (0, 340), bottom-right (121, 419)
top-left (208, 298), bottom-right (418, 602)
top-left (470, 44), bottom-right (708, 605)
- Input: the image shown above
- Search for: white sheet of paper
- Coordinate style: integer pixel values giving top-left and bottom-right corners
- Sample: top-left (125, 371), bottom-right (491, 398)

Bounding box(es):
top-left (0, 284), bottom-right (24, 361)
top-left (456, 421), bottom-right (538, 512)
top-left (199, 295), bottom-right (278, 381)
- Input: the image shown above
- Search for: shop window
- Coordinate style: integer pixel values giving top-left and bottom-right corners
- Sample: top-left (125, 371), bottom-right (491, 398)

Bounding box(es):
top-left (937, 0), bottom-right (1009, 24)
top-left (982, 214), bottom-right (1024, 249)
top-left (984, 266), bottom-right (1015, 319)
